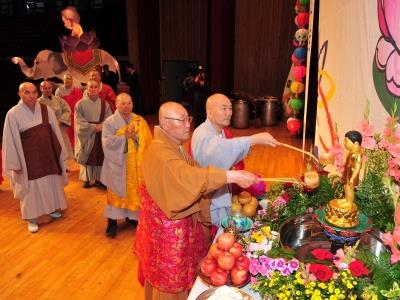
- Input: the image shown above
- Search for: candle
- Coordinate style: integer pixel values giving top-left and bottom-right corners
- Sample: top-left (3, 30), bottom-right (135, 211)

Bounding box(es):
top-left (304, 171), bottom-right (320, 189)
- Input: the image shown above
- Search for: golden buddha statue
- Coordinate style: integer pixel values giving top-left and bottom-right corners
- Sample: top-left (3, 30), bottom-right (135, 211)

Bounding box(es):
top-left (325, 131), bottom-right (363, 228)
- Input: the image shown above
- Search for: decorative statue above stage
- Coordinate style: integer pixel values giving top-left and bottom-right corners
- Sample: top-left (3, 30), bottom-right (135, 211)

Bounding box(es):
top-left (325, 130), bottom-right (363, 228)
top-left (11, 6), bottom-right (120, 84)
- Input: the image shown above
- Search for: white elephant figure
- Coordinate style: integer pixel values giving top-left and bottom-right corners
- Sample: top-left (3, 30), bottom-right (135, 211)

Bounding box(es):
top-left (12, 49), bottom-right (120, 84)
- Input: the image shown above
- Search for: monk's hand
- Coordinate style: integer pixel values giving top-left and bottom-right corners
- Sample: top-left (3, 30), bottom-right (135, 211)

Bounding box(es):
top-left (250, 132), bottom-right (279, 147)
top-left (226, 170), bottom-right (259, 189)
top-left (126, 125), bottom-right (137, 139)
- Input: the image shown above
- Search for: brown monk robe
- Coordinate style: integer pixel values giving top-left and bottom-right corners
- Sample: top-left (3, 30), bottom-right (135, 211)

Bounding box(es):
top-left (136, 102), bottom-right (260, 300)
top-left (2, 82), bottom-right (68, 233)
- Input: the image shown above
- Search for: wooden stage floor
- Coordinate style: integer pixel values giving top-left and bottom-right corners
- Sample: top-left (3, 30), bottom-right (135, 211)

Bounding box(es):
top-left (0, 115), bottom-right (311, 299)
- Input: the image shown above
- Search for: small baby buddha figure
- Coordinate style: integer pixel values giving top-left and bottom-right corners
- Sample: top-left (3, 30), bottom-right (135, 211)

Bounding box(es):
top-left (325, 131), bottom-right (363, 228)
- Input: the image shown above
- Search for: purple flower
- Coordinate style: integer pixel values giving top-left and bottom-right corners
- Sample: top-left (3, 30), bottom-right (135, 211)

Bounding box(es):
top-left (280, 267), bottom-right (292, 276)
top-left (250, 276), bottom-right (258, 284)
top-left (258, 264), bottom-right (271, 276)
top-left (275, 258), bottom-right (286, 271)
top-left (259, 255), bottom-right (269, 264)
top-left (288, 259), bottom-right (300, 271)
top-left (249, 259), bottom-right (259, 275)
top-left (257, 209), bottom-right (267, 216)
top-left (269, 259), bottom-right (277, 270)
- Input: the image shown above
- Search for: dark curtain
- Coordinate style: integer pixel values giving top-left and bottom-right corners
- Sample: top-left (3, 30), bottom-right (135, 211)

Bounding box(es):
top-left (137, 0), bottom-right (161, 114)
top-left (208, 0), bottom-right (235, 94)
top-left (234, 0), bottom-right (296, 98)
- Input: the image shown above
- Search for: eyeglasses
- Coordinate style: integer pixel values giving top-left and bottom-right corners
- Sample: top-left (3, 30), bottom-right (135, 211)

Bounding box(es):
top-left (164, 116), bottom-right (193, 123)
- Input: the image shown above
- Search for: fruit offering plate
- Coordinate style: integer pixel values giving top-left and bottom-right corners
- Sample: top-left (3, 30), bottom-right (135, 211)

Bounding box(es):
top-left (198, 270), bottom-right (250, 289)
top-left (221, 216), bottom-right (253, 233)
top-left (196, 285), bottom-right (254, 300)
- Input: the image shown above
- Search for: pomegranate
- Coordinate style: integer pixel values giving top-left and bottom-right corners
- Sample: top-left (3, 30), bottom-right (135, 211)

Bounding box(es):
top-left (235, 255), bottom-right (250, 269)
top-left (217, 232), bottom-right (236, 251)
top-left (230, 265), bottom-right (249, 285)
top-left (217, 252), bottom-right (236, 271)
top-left (210, 268), bottom-right (228, 286)
top-left (229, 242), bottom-right (243, 258)
top-left (200, 256), bottom-right (217, 277)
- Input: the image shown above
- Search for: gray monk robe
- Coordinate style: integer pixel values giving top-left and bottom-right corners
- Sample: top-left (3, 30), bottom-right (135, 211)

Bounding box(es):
top-left (2, 101), bottom-right (68, 220)
top-left (38, 94), bottom-right (73, 158)
top-left (75, 94), bottom-right (112, 181)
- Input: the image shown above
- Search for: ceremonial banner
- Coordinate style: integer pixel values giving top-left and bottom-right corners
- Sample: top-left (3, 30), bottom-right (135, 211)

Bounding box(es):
top-left (315, 0), bottom-right (399, 153)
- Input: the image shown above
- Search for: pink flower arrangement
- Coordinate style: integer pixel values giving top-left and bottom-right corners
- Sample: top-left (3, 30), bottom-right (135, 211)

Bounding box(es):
top-left (382, 227), bottom-right (400, 264)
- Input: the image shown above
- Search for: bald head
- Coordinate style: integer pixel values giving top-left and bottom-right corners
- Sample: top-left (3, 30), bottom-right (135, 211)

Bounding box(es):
top-left (63, 73), bottom-right (73, 88)
top-left (116, 92), bottom-right (132, 104)
top-left (159, 102), bottom-right (191, 144)
top-left (18, 82), bottom-right (38, 108)
top-left (89, 70), bottom-right (101, 82)
top-left (205, 93), bottom-right (232, 131)
top-left (19, 82), bottom-right (36, 93)
top-left (116, 93), bottom-right (133, 118)
top-left (206, 93), bottom-right (230, 113)
top-left (159, 102), bottom-right (187, 124)
top-left (86, 80), bottom-right (100, 98)
top-left (40, 80), bottom-right (54, 97)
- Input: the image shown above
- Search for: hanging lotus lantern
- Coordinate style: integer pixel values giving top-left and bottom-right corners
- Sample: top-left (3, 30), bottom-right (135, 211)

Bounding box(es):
top-left (287, 117), bottom-right (301, 135)
top-left (289, 98), bottom-right (304, 111)
top-left (290, 81), bottom-right (305, 94)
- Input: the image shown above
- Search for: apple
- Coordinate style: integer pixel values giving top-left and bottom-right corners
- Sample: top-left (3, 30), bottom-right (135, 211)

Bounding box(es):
top-left (229, 242), bottom-right (243, 258)
top-left (209, 243), bottom-right (222, 259)
top-left (235, 255), bottom-right (250, 269)
top-left (217, 232), bottom-right (236, 251)
top-left (200, 256), bottom-right (217, 277)
top-left (230, 265), bottom-right (249, 285)
top-left (210, 268), bottom-right (228, 286)
top-left (217, 252), bottom-right (236, 271)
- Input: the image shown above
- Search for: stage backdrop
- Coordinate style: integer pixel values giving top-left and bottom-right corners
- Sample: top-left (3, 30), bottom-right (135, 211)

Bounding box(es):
top-left (315, 0), bottom-right (400, 154)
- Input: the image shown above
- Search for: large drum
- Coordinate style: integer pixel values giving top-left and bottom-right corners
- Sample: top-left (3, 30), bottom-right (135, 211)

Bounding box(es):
top-left (256, 96), bottom-right (279, 126)
top-left (231, 99), bottom-right (250, 129)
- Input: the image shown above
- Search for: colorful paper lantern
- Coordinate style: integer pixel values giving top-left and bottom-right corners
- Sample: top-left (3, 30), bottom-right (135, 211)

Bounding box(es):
top-left (295, 12), bottom-right (310, 28)
top-left (290, 81), bottom-right (305, 94)
top-left (292, 65), bottom-right (307, 81)
top-left (293, 28), bottom-right (308, 47)
top-left (289, 98), bottom-right (304, 111)
top-left (291, 54), bottom-right (303, 65)
top-left (287, 117), bottom-right (301, 135)
top-left (294, 47), bottom-right (307, 60)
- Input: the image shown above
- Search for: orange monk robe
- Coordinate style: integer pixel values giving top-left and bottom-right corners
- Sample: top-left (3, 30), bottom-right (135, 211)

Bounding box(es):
top-left (137, 126), bottom-right (227, 300)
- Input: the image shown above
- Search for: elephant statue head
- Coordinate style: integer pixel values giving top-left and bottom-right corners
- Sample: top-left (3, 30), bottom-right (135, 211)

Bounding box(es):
top-left (12, 48), bottom-right (120, 84)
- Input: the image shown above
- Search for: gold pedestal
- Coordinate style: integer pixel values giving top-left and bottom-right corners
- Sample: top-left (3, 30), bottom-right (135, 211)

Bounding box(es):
top-left (325, 199), bottom-right (359, 228)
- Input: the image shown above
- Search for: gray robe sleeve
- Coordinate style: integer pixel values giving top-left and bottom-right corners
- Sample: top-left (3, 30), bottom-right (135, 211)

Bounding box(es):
top-left (193, 134), bottom-right (251, 169)
top-left (57, 96), bottom-right (71, 126)
top-left (100, 114), bottom-right (127, 197)
top-left (74, 100), bottom-right (97, 164)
